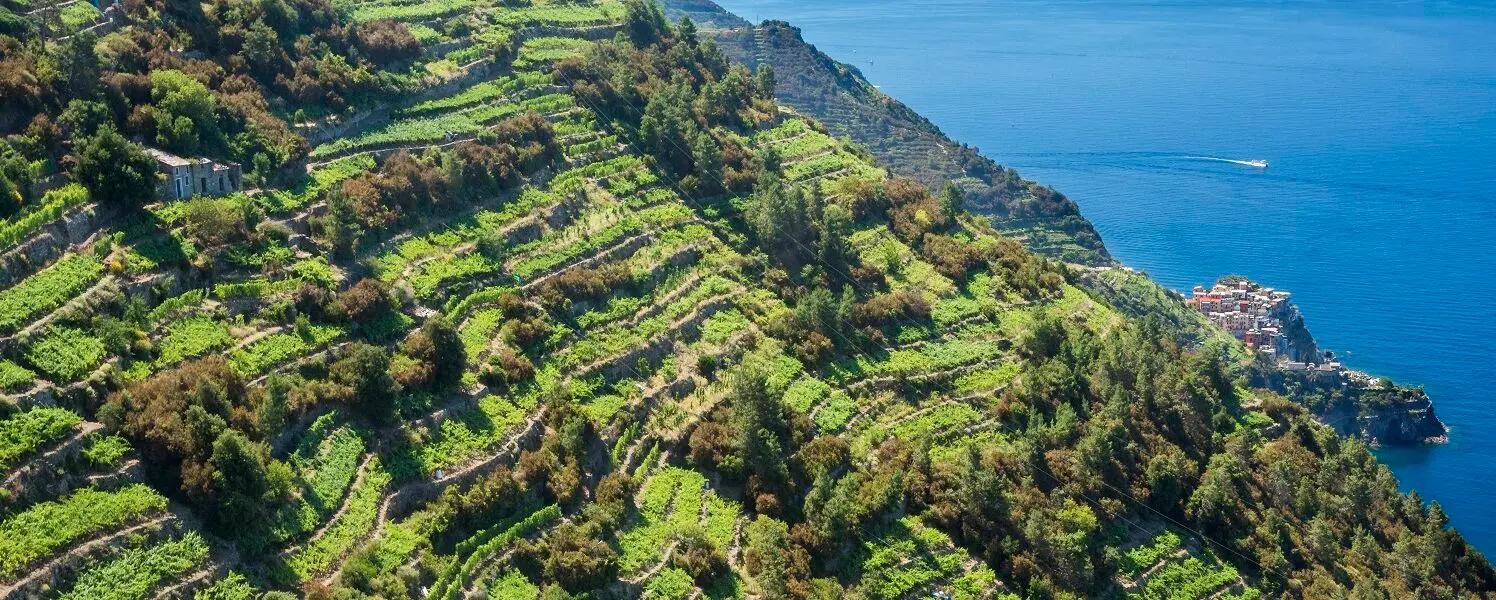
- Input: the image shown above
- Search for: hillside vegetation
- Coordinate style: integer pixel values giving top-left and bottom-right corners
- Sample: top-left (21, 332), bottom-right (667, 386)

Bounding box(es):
top-left (0, 0), bottom-right (1490, 599)
top-left (662, 1), bottom-right (1108, 265)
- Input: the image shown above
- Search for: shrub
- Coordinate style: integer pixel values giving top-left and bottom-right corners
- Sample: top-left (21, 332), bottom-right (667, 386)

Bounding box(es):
top-left (184, 196), bottom-right (249, 247)
top-left (854, 290), bottom-right (931, 327)
top-left (337, 278), bottom-right (396, 327)
top-left (102, 356), bottom-right (250, 494)
top-left (332, 343), bottom-right (400, 424)
top-left (356, 20), bottom-right (423, 66)
top-left (535, 263), bottom-right (632, 309)
top-left (72, 127), bottom-right (158, 208)
top-left (920, 233), bottom-right (982, 282)
top-left (484, 347), bottom-right (535, 388)
top-left (397, 316), bottom-right (466, 392)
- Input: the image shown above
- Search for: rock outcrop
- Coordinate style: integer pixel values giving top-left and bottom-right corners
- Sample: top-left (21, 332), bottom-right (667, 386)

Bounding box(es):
top-left (1337, 386), bottom-right (1448, 445)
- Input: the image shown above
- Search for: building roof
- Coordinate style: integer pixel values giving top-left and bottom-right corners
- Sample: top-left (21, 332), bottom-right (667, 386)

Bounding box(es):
top-left (145, 148), bottom-right (194, 167)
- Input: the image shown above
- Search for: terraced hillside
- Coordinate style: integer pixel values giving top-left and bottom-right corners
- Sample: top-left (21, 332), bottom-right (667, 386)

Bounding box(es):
top-left (663, 0), bottom-right (1109, 265)
top-left (0, 0), bottom-right (1492, 598)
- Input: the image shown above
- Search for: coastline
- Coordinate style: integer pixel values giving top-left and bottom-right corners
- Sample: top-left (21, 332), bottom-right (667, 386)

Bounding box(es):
top-left (1193, 276), bottom-right (1450, 447)
top-left (672, 0), bottom-right (1495, 554)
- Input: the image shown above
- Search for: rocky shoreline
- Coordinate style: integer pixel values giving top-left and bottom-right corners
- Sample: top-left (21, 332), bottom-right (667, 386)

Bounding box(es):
top-left (1211, 277), bottom-right (1450, 446)
top-left (1332, 370), bottom-right (1449, 446)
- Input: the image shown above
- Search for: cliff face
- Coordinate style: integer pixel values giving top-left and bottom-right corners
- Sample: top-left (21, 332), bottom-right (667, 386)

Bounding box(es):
top-left (1269, 297), bottom-right (1320, 363)
top-left (1251, 365), bottom-right (1449, 445)
top-left (1342, 386), bottom-right (1449, 445)
top-left (1265, 296), bottom-right (1445, 445)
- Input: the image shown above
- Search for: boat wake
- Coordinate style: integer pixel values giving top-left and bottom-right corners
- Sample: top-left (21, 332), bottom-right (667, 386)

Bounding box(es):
top-left (1179, 155), bottom-right (1268, 168)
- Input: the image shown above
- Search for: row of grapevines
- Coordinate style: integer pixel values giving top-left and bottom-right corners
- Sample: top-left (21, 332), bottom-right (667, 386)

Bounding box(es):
top-left (275, 418), bottom-right (366, 541)
top-left (283, 460), bottom-right (391, 582)
top-left (401, 72), bottom-right (549, 117)
top-left (857, 517), bottom-right (966, 600)
top-left (1120, 530), bottom-right (1183, 577)
top-left (310, 93), bottom-right (571, 159)
top-left (886, 402), bottom-right (982, 441)
top-left (24, 326), bottom-right (108, 382)
top-left (229, 324), bottom-right (345, 375)
top-left (0, 183), bottom-right (90, 250)
top-left (617, 467), bottom-right (706, 574)
top-left (0, 359), bottom-right (35, 391)
top-left (413, 393), bottom-right (536, 475)
top-left (57, 533), bottom-right (209, 600)
top-left (347, 0), bottom-right (472, 23)
top-left (0, 251), bottom-right (104, 333)
top-left (430, 504), bottom-right (561, 600)
top-left (1132, 556), bottom-right (1241, 600)
top-left (0, 484), bottom-right (169, 578)
top-left (768, 131), bottom-right (838, 160)
top-left (0, 406), bottom-right (81, 470)
top-left (783, 151), bottom-right (856, 181)
top-left (490, 2), bottom-right (624, 27)
top-left (751, 118), bottom-right (810, 144)
top-left (152, 316), bottom-right (234, 369)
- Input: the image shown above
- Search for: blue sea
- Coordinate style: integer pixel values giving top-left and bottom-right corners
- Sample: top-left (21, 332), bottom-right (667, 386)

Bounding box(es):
top-left (714, 0), bottom-right (1496, 552)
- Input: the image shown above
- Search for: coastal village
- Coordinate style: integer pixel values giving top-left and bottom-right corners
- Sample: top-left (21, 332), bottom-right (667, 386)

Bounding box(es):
top-left (1185, 278), bottom-right (1446, 444)
top-left (1185, 278), bottom-right (1334, 371)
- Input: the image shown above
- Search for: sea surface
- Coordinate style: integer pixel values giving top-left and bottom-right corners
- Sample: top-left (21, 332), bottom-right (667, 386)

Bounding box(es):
top-left (714, 0), bottom-right (1496, 552)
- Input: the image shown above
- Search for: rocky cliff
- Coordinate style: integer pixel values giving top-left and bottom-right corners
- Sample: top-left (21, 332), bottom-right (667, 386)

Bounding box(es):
top-left (1341, 385), bottom-right (1449, 445)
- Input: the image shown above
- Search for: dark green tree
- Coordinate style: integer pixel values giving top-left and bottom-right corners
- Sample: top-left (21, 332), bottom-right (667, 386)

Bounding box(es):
top-left (72, 127), bottom-right (158, 208)
top-left (756, 64), bottom-right (776, 97)
top-left (59, 99), bottom-right (112, 138)
top-left (730, 359), bottom-right (792, 504)
top-left (622, 0), bottom-right (669, 47)
top-left (204, 430), bottom-right (272, 536)
top-left (940, 182), bottom-right (964, 222)
top-left (332, 343), bottom-right (400, 424)
top-left (0, 144), bottom-right (32, 216)
top-left (400, 315), bottom-right (467, 392)
top-left (691, 130), bottom-right (723, 194)
top-left (743, 516), bottom-right (798, 599)
top-left (746, 174), bottom-right (810, 269)
top-left (51, 32), bottom-right (100, 102)
top-left (539, 522), bottom-right (619, 593)
top-left (817, 203), bottom-right (854, 278)
top-left (639, 74), bottom-right (697, 175)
